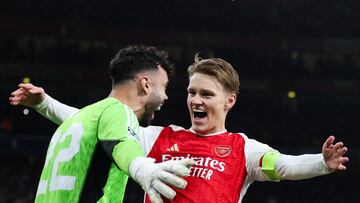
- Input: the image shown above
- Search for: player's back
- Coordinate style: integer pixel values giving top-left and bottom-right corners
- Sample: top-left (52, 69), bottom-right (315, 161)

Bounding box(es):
top-left (35, 97), bottom-right (136, 203)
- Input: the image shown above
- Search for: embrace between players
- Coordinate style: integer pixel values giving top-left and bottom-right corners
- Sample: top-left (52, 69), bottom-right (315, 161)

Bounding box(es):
top-left (10, 45), bottom-right (349, 203)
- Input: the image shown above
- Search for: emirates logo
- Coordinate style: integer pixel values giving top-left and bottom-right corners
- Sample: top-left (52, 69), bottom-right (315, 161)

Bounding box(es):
top-left (215, 145), bottom-right (232, 157)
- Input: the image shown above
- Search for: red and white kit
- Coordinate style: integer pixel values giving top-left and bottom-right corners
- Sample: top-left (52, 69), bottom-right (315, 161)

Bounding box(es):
top-left (139, 125), bottom-right (273, 203)
top-left (35, 94), bottom-right (333, 203)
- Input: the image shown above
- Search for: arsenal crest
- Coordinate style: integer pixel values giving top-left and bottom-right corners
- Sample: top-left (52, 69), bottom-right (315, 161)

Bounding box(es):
top-left (215, 145), bottom-right (232, 157)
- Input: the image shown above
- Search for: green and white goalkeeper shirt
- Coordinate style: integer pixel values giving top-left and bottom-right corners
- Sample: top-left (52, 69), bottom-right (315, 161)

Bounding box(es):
top-left (35, 97), bottom-right (144, 203)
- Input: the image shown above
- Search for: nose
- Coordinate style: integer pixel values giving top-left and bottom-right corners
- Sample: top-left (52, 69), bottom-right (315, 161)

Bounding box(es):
top-left (191, 94), bottom-right (202, 105)
top-left (164, 92), bottom-right (168, 101)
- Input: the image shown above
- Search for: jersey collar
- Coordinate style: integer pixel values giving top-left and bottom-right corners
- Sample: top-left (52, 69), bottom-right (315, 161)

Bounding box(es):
top-left (188, 128), bottom-right (228, 136)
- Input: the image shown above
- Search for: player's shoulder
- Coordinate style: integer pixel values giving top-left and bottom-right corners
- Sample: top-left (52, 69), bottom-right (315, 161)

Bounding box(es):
top-left (68, 98), bottom-right (116, 119)
top-left (83, 97), bottom-right (119, 110)
top-left (229, 131), bottom-right (249, 139)
top-left (159, 125), bottom-right (188, 135)
top-left (81, 97), bottom-right (136, 122)
top-left (167, 124), bottom-right (186, 131)
top-left (153, 125), bottom-right (187, 140)
top-left (91, 97), bottom-right (133, 115)
top-left (233, 132), bottom-right (271, 151)
top-left (97, 97), bottom-right (123, 107)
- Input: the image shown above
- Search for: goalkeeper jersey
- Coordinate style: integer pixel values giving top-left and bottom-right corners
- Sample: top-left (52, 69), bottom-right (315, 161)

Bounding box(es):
top-left (35, 97), bottom-right (144, 203)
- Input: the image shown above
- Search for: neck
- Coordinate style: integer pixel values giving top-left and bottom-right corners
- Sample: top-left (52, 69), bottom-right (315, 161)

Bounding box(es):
top-left (109, 84), bottom-right (144, 120)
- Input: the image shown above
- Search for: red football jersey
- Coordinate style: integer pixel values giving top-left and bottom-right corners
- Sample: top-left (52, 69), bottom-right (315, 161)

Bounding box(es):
top-left (145, 126), bottom-right (248, 203)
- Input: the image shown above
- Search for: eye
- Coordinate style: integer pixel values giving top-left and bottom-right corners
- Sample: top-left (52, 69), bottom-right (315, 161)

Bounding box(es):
top-left (188, 90), bottom-right (195, 96)
top-left (201, 91), bottom-right (214, 98)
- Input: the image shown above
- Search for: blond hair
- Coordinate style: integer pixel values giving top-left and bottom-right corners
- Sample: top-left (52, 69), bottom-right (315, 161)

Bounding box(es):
top-left (187, 53), bottom-right (240, 94)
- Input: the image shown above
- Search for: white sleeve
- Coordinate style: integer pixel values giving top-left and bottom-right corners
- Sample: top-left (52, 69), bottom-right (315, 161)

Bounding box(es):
top-left (244, 135), bottom-right (274, 182)
top-left (33, 94), bottom-right (80, 125)
top-left (276, 153), bottom-right (331, 180)
top-left (245, 136), bottom-right (332, 181)
top-left (138, 126), bottom-right (164, 155)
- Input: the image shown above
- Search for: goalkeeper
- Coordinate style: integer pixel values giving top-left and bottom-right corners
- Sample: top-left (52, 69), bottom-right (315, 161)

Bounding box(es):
top-left (15, 45), bottom-right (194, 203)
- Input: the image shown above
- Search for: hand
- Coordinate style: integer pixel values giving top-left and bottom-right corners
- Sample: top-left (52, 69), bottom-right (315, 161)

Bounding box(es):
top-left (9, 83), bottom-right (45, 107)
top-left (322, 135), bottom-right (349, 171)
top-left (129, 157), bottom-right (195, 203)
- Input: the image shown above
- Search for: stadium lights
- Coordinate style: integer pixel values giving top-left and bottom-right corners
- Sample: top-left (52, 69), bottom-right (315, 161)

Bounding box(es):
top-left (287, 91), bottom-right (296, 99)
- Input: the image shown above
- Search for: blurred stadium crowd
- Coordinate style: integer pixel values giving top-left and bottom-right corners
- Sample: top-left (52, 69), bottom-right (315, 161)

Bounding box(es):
top-left (0, 0), bottom-right (359, 202)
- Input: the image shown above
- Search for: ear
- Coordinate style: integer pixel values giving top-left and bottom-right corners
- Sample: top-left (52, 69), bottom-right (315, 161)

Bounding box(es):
top-left (139, 76), bottom-right (151, 95)
top-left (225, 93), bottom-right (236, 110)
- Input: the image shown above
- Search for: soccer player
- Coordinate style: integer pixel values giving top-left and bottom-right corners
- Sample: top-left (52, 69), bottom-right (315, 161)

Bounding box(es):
top-left (10, 45), bottom-right (195, 203)
top-left (10, 54), bottom-right (349, 203)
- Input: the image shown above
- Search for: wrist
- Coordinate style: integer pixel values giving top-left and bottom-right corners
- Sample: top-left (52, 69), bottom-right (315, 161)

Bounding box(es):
top-left (128, 157), bottom-right (154, 181)
top-left (321, 156), bottom-right (334, 173)
top-left (34, 93), bottom-right (49, 110)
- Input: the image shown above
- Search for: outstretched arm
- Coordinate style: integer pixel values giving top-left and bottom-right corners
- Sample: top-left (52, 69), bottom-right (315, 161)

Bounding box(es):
top-left (9, 83), bottom-right (79, 125)
top-left (245, 135), bottom-right (349, 182)
top-left (275, 135), bottom-right (348, 180)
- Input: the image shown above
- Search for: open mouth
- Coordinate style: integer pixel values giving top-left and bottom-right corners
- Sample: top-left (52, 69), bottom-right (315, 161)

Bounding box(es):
top-left (155, 104), bottom-right (163, 111)
top-left (193, 109), bottom-right (207, 119)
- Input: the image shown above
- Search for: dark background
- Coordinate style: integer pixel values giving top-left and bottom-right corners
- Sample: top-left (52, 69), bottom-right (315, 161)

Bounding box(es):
top-left (0, 0), bottom-right (359, 202)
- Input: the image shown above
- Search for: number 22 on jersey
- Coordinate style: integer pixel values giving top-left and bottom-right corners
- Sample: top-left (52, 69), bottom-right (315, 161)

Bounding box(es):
top-left (37, 123), bottom-right (84, 195)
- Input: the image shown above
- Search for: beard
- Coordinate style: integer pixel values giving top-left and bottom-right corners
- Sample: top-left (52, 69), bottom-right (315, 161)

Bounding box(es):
top-left (138, 93), bottom-right (162, 127)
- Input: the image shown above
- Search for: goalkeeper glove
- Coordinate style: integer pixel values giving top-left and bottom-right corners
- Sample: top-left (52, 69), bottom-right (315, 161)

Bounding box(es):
top-left (129, 157), bottom-right (194, 203)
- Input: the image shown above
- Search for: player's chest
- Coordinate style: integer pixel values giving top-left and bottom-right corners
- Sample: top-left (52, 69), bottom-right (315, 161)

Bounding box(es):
top-left (151, 132), bottom-right (247, 178)
top-left (154, 132), bottom-right (244, 157)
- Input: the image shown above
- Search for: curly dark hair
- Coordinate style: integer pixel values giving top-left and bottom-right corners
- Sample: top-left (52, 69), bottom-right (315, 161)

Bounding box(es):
top-left (109, 45), bottom-right (175, 85)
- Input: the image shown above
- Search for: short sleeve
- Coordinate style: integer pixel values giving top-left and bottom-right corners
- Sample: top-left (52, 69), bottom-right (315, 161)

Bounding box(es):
top-left (138, 126), bottom-right (164, 156)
